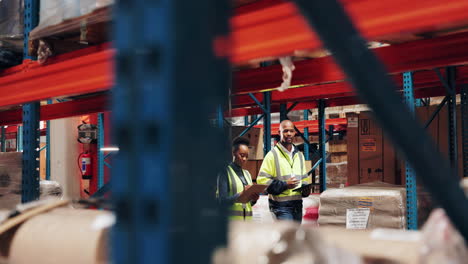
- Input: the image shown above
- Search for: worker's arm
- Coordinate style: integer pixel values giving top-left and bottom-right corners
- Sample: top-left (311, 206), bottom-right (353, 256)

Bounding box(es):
top-left (257, 153), bottom-right (287, 195)
top-left (216, 170), bottom-right (239, 205)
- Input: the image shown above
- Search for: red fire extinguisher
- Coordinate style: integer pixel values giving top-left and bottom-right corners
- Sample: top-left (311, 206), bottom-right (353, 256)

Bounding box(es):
top-left (79, 152), bottom-right (93, 179)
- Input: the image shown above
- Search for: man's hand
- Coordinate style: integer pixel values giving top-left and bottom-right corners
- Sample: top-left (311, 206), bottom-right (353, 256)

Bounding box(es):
top-left (286, 177), bottom-right (300, 189)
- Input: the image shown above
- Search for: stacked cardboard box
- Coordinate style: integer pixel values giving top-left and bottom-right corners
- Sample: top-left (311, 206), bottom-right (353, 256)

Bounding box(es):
top-left (318, 182), bottom-right (406, 229)
top-left (231, 126), bottom-right (264, 160)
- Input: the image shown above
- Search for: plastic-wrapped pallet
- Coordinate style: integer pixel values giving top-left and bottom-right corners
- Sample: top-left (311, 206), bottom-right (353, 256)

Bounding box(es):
top-left (0, 0), bottom-right (24, 46)
top-left (318, 182), bottom-right (406, 229)
top-left (0, 153), bottom-right (22, 210)
top-left (213, 221), bottom-right (363, 264)
top-left (0, 0), bottom-right (24, 67)
top-left (39, 180), bottom-right (63, 199)
top-left (33, 0), bottom-right (113, 34)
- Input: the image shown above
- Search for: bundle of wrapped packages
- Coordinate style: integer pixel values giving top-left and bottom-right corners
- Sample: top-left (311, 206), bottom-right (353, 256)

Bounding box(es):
top-left (0, 152), bottom-right (64, 209)
top-left (0, 153), bottom-right (23, 210)
top-left (318, 182), bottom-right (406, 229)
top-left (0, 200), bottom-right (113, 264)
top-left (319, 209), bottom-right (468, 264)
top-left (40, 180), bottom-right (63, 199)
top-left (215, 209), bottom-right (467, 264)
top-left (0, 0), bottom-right (24, 67)
top-left (213, 221), bottom-right (363, 264)
top-left (31, 0), bottom-right (113, 37)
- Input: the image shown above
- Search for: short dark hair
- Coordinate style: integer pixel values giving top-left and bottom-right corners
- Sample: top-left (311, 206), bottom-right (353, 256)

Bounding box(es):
top-left (232, 137), bottom-right (250, 152)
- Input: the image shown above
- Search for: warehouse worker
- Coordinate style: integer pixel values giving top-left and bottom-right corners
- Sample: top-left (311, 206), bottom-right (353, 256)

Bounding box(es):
top-left (257, 120), bottom-right (311, 222)
top-left (216, 137), bottom-right (260, 220)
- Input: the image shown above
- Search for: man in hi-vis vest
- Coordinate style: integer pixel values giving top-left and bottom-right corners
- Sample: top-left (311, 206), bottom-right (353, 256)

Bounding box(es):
top-left (216, 137), bottom-right (259, 220)
top-left (257, 120), bottom-right (311, 222)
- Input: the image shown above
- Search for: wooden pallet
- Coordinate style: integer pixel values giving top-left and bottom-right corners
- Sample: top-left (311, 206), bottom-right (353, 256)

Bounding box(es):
top-left (28, 7), bottom-right (111, 59)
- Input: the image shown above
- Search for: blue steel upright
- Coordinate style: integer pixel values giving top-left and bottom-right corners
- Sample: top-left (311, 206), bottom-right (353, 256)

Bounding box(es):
top-left (97, 113), bottom-right (104, 189)
top-left (1, 127), bottom-right (5, 152)
top-left (462, 85), bottom-right (468, 178)
top-left (46, 99), bottom-right (52, 180)
top-left (303, 110), bottom-right (310, 160)
top-left (263, 91), bottom-right (272, 155)
top-left (446, 67), bottom-right (458, 171)
top-left (318, 99), bottom-right (326, 192)
top-left (112, 0), bottom-right (230, 263)
top-left (403, 72), bottom-right (418, 230)
top-left (22, 0), bottom-right (41, 203)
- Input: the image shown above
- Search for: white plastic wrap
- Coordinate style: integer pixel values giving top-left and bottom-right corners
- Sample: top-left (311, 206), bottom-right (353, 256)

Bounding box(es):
top-left (0, 0), bottom-right (23, 39)
top-left (318, 182), bottom-right (407, 229)
top-left (34, 0), bottom-right (113, 33)
top-left (277, 57), bottom-right (295, 92)
top-left (213, 221), bottom-right (363, 264)
top-left (0, 0), bottom-right (24, 53)
top-left (39, 180), bottom-right (63, 199)
top-left (420, 208), bottom-right (468, 264)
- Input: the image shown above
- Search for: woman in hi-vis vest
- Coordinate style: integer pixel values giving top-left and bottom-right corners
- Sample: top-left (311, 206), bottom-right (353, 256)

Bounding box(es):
top-left (216, 137), bottom-right (259, 220)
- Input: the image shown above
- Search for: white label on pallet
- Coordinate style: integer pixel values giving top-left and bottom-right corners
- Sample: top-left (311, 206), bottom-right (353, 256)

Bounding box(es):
top-left (348, 117), bottom-right (359, 128)
top-left (346, 208), bottom-right (370, 229)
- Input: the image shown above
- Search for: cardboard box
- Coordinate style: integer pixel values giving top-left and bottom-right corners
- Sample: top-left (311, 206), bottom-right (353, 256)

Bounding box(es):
top-left (329, 139), bottom-right (347, 153)
top-left (346, 112), bottom-right (397, 185)
top-left (318, 182), bottom-right (407, 229)
top-left (244, 160), bottom-right (262, 181)
top-left (231, 126), bottom-right (264, 160)
top-left (330, 153), bottom-right (347, 163)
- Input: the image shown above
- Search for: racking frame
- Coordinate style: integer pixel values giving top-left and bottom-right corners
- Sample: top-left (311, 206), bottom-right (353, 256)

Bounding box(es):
top-left (0, 0), bottom-right (466, 262)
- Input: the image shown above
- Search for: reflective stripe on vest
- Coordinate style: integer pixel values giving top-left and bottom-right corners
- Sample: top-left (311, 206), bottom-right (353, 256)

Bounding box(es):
top-left (227, 166), bottom-right (253, 220)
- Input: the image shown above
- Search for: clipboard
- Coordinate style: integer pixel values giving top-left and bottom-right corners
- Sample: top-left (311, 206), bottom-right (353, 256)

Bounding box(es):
top-left (236, 184), bottom-right (268, 203)
top-left (292, 183), bottom-right (313, 192)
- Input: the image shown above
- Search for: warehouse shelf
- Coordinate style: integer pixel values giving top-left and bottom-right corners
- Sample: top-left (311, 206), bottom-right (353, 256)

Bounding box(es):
top-left (1, 0), bottom-right (467, 262)
top-left (234, 31), bottom-right (468, 95)
top-left (229, 0), bottom-right (468, 63)
top-left (0, 44), bottom-right (112, 108)
top-left (255, 118), bottom-right (347, 134)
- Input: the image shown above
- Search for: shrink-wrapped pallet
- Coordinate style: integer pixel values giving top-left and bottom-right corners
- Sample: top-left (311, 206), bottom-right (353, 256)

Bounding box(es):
top-left (318, 182), bottom-right (406, 229)
top-left (0, 0), bottom-right (24, 67)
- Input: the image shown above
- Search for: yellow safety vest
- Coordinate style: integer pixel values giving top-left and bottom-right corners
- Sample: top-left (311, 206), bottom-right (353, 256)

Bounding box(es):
top-left (257, 145), bottom-right (309, 202)
top-left (226, 165), bottom-right (253, 220)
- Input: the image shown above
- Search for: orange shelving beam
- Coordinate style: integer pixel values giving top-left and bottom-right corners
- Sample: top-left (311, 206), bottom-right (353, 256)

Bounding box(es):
top-left (230, 0), bottom-right (468, 63)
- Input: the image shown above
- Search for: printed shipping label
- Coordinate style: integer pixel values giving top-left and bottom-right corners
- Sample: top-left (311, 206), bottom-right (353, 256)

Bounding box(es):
top-left (346, 208), bottom-right (370, 229)
top-left (348, 117), bottom-right (358, 128)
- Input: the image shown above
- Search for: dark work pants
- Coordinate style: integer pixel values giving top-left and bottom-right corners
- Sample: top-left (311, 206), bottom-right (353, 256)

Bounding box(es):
top-left (269, 199), bottom-right (303, 223)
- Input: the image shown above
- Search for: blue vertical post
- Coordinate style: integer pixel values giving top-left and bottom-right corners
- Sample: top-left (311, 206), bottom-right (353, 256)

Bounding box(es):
top-left (97, 113), bottom-right (104, 189)
top-left (318, 99), bottom-right (327, 192)
top-left (263, 92), bottom-right (272, 155)
top-left (22, 0), bottom-right (40, 203)
top-left (17, 125), bottom-right (23, 151)
top-left (403, 71), bottom-right (418, 230)
top-left (447, 67), bottom-right (458, 171)
top-left (304, 110), bottom-right (310, 160)
top-left (46, 100), bottom-right (52, 180)
top-left (1, 127), bottom-right (5, 152)
top-left (279, 103), bottom-right (288, 121)
top-left (217, 105), bottom-right (224, 129)
top-left (112, 0), bottom-right (229, 263)
top-left (22, 103), bottom-right (40, 203)
top-left (461, 85), bottom-right (468, 178)
top-left (244, 116), bottom-right (249, 126)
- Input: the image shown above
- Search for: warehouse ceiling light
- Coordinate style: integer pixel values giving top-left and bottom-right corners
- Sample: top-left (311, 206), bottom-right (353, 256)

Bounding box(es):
top-left (100, 147), bottom-right (119, 152)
